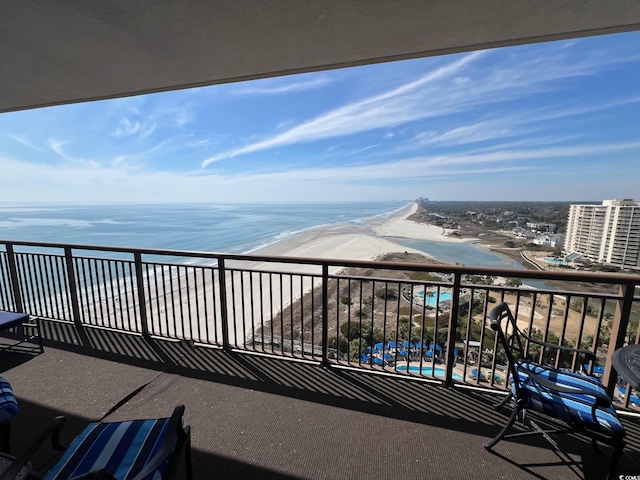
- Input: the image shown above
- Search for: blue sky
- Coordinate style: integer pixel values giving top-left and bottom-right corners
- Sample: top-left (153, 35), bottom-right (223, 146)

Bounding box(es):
top-left (1, 31), bottom-right (639, 203)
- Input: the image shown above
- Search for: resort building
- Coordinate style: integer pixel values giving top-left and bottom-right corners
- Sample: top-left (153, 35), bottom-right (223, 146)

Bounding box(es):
top-left (526, 222), bottom-right (557, 233)
top-left (564, 199), bottom-right (640, 270)
top-left (533, 233), bottom-right (565, 248)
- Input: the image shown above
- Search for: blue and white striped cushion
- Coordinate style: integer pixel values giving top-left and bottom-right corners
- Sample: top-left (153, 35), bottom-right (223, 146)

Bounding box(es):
top-left (514, 361), bottom-right (625, 438)
top-left (0, 377), bottom-right (18, 419)
top-left (44, 417), bottom-right (173, 480)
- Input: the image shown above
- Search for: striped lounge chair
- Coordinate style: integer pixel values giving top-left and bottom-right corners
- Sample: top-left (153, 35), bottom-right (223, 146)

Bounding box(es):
top-left (0, 377), bottom-right (18, 454)
top-left (0, 405), bottom-right (192, 480)
top-left (484, 302), bottom-right (625, 480)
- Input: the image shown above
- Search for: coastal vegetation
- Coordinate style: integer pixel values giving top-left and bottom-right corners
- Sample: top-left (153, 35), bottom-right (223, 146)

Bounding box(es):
top-left (250, 201), bottom-right (639, 372)
top-left (255, 249), bottom-right (638, 367)
top-left (413, 199), bottom-right (571, 233)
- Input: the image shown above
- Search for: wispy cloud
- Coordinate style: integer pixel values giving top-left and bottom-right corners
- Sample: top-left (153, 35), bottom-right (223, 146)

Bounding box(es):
top-left (204, 140), bottom-right (640, 184)
top-left (46, 138), bottom-right (101, 167)
top-left (233, 77), bottom-right (332, 95)
top-left (389, 94), bottom-right (640, 153)
top-left (2, 32), bottom-right (639, 203)
top-left (3, 136), bottom-right (639, 202)
top-left (203, 52), bottom-right (485, 166)
top-left (203, 44), bottom-right (638, 168)
top-left (47, 138), bottom-right (71, 159)
top-left (6, 134), bottom-right (42, 151)
top-left (105, 140), bottom-right (171, 168)
top-left (112, 116), bottom-right (157, 138)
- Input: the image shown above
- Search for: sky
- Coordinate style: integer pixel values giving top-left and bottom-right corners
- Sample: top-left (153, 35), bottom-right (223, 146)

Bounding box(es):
top-left (1, 31), bottom-right (639, 203)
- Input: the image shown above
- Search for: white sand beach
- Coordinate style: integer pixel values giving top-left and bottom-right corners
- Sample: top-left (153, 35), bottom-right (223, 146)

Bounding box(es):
top-left (371, 203), bottom-right (470, 243)
top-left (214, 202), bottom-right (464, 343)
top-left (145, 202), bottom-right (463, 344)
top-left (253, 202), bottom-right (467, 264)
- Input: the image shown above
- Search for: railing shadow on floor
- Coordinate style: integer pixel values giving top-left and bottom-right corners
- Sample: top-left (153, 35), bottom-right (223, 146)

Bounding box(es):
top-left (3, 320), bottom-right (640, 479)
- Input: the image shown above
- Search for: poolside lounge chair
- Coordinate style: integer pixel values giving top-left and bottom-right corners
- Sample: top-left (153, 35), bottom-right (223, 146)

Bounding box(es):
top-left (485, 302), bottom-right (625, 480)
top-left (470, 369), bottom-right (487, 382)
top-left (583, 363), bottom-right (605, 377)
top-left (0, 405), bottom-right (192, 480)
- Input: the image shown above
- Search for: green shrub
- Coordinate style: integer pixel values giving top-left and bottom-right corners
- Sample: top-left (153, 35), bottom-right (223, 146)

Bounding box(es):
top-left (408, 271), bottom-right (440, 282)
top-left (340, 322), bottom-right (360, 340)
top-left (340, 295), bottom-right (352, 305)
top-left (375, 288), bottom-right (398, 300)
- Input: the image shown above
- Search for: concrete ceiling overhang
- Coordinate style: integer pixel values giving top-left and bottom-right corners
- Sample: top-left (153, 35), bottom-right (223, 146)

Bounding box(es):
top-left (2, 0), bottom-right (640, 114)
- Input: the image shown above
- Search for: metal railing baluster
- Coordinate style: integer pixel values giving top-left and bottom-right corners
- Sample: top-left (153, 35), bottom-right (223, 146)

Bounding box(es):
top-left (5, 245), bottom-right (23, 313)
top-left (134, 253), bottom-right (149, 337)
top-left (217, 257), bottom-right (230, 351)
top-left (1, 239), bottom-right (639, 408)
top-left (444, 272), bottom-right (461, 386)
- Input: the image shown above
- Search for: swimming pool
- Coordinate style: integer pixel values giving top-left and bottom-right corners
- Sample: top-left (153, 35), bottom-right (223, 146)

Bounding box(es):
top-left (396, 365), bottom-right (463, 380)
top-left (417, 290), bottom-right (452, 307)
top-left (543, 257), bottom-right (567, 266)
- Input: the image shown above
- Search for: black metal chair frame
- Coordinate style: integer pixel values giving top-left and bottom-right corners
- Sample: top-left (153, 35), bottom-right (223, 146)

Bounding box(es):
top-left (0, 312), bottom-right (43, 355)
top-left (485, 302), bottom-right (625, 480)
top-left (0, 405), bottom-right (192, 480)
top-left (0, 410), bottom-right (13, 456)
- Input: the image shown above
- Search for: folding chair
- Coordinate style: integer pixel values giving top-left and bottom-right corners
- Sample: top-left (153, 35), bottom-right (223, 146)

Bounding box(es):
top-left (0, 312), bottom-right (43, 354)
top-left (484, 302), bottom-right (625, 480)
top-left (0, 405), bottom-right (192, 480)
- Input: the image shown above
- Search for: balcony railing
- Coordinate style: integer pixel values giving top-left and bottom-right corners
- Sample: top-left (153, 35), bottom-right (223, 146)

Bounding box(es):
top-left (1, 240), bottom-right (639, 408)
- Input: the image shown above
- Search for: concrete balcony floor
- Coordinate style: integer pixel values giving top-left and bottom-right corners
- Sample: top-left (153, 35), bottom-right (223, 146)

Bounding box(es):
top-left (2, 320), bottom-right (640, 479)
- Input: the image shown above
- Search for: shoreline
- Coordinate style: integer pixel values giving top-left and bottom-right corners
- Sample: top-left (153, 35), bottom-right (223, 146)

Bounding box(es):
top-left (221, 202), bottom-right (468, 342)
top-left (252, 202), bottom-right (469, 264)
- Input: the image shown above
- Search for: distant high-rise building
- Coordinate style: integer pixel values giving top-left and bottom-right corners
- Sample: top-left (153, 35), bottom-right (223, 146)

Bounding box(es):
top-left (564, 199), bottom-right (640, 270)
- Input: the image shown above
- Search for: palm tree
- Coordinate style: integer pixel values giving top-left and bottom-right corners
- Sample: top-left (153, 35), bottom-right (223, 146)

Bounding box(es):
top-left (426, 290), bottom-right (436, 302)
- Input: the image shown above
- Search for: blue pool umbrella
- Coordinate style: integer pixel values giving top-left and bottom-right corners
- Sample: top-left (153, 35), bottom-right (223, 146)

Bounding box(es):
top-left (453, 348), bottom-right (459, 356)
top-left (383, 352), bottom-right (392, 360)
top-left (415, 341), bottom-right (425, 349)
top-left (374, 342), bottom-right (384, 351)
top-left (583, 364), bottom-right (605, 376)
top-left (365, 346), bottom-right (372, 354)
top-left (426, 351), bottom-right (433, 358)
top-left (617, 387), bottom-right (640, 405)
top-left (399, 349), bottom-right (408, 357)
top-left (374, 357), bottom-right (384, 365)
top-left (360, 354), bottom-right (370, 363)
top-left (402, 340), bottom-right (410, 348)
top-left (388, 341), bottom-right (398, 348)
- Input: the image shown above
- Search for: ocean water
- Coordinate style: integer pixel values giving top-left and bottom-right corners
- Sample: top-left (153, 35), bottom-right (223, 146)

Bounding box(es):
top-left (0, 202), bottom-right (553, 289)
top-left (0, 201), bottom-right (552, 289)
top-left (0, 202), bottom-right (409, 254)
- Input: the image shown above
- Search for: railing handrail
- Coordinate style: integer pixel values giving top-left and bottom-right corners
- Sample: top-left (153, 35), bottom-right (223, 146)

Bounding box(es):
top-left (1, 238), bottom-right (639, 409)
top-left (2, 239), bottom-right (639, 285)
